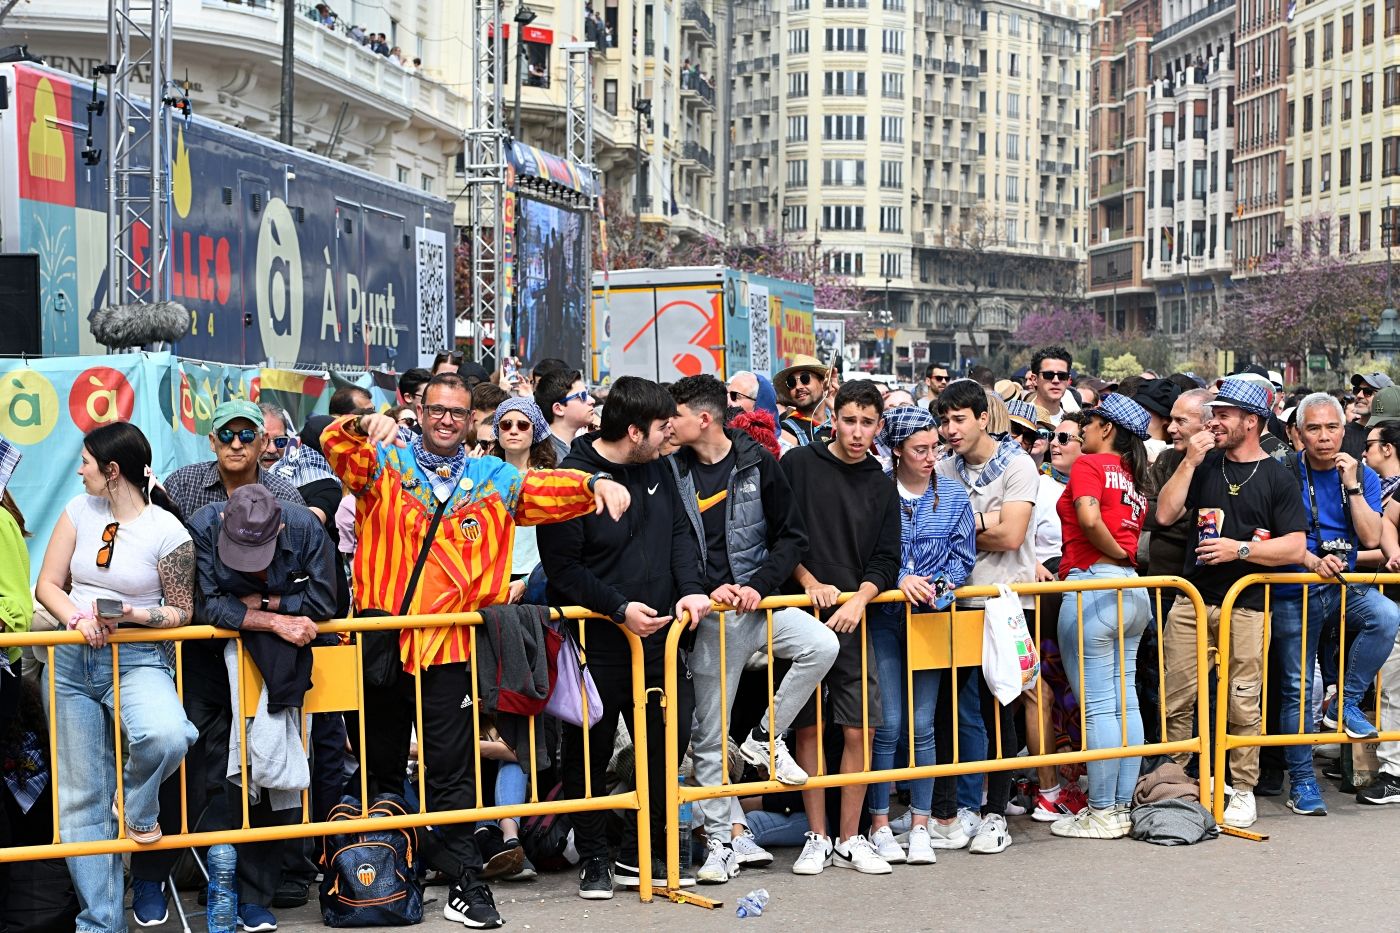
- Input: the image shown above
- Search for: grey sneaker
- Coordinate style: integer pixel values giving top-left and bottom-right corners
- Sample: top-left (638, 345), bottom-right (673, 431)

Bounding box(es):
top-left (730, 829), bottom-right (773, 867)
top-left (697, 837), bottom-right (738, 885)
top-left (739, 731), bottom-right (809, 785)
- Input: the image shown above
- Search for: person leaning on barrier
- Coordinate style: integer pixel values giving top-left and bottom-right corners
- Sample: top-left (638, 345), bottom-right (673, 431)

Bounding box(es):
top-left (536, 376), bottom-right (711, 900)
top-left (1154, 377), bottom-right (1308, 830)
top-left (779, 379), bottom-right (901, 876)
top-left (863, 405), bottom-right (975, 868)
top-left (1267, 393), bottom-right (1400, 817)
top-left (323, 370), bottom-right (629, 930)
top-left (663, 375), bottom-right (839, 887)
top-left (1049, 394), bottom-right (1155, 841)
top-left (931, 378), bottom-right (1039, 856)
top-left (33, 422), bottom-right (198, 933)
top-left (162, 400), bottom-right (306, 517)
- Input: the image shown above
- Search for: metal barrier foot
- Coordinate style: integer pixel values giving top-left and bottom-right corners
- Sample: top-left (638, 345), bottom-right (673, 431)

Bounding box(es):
top-left (1219, 826), bottom-right (1269, 842)
top-left (652, 886), bottom-right (723, 909)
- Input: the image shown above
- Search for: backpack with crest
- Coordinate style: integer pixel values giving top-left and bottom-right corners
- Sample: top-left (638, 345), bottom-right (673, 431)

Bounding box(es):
top-left (319, 793), bottom-right (423, 927)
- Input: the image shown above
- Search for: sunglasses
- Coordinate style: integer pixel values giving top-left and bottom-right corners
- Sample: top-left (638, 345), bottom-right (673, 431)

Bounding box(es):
top-left (216, 427), bottom-right (259, 445)
top-left (271, 436), bottom-right (294, 449)
top-left (1038, 370), bottom-right (1072, 382)
top-left (931, 374), bottom-right (949, 383)
top-left (1357, 386), bottom-right (1376, 398)
top-left (728, 390), bottom-right (756, 403)
top-left (97, 521), bottom-right (119, 569)
top-left (561, 389), bottom-right (591, 405)
top-left (1051, 431), bottom-right (1082, 446)
top-left (786, 371), bottom-right (820, 390)
top-left (424, 404), bottom-right (470, 423)
top-left (498, 419), bottom-right (534, 433)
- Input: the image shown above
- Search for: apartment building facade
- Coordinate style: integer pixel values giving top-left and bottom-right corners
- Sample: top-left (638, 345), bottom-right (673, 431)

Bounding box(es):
top-left (1086, 0), bottom-right (1159, 333)
top-left (1284, 0), bottom-right (1399, 275)
top-left (1141, 0), bottom-right (1237, 352)
top-left (1232, 0), bottom-right (1291, 273)
top-left (729, 0), bottom-right (1091, 372)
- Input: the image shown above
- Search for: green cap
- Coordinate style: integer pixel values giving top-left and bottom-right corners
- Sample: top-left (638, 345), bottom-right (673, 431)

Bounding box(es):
top-left (211, 399), bottom-right (264, 432)
top-left (1368, 386), bottom-right (1400, 426)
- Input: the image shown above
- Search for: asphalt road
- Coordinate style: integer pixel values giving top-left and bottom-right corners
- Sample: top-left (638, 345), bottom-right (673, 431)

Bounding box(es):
top-left (157, 774), bottom-right (1394, 932)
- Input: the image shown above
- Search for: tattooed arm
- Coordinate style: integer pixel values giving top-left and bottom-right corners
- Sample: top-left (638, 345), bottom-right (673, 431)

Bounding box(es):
top-left (139, 541), bottom-right (196, 628)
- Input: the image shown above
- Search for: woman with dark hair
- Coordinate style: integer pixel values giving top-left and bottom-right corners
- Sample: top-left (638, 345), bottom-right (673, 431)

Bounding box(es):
top-left (489, 397), bottom-right (557, 605)
top-left (34, 422), bottom-right (198, 933)
top-left (1051, 394), bottom-right (1154, 840)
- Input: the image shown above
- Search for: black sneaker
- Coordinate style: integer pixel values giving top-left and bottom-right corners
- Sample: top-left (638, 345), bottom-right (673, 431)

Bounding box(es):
top-left (1357, 773), bottom-right (1400, 805)
top-left (270, 880), bottom-right (309, 909)
top-left (615, 856), bottom-right (694, 889)
top-left (475, 826), bottom-right (525, 880)
top-left (443, 880), bottom-right (502, 929)
top-left (578, 856), bottom-right (614, 900)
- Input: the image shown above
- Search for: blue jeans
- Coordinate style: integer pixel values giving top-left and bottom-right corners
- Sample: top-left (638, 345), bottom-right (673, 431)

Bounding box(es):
top-left (866, 603), bottom-right (941, 817)
top-left (957, 676), bottom-right (988, 809)
top-left (1058, 565), bottom-right (1149, 810)
top-left (744, 809), bottom-right (811, 847)
top-left (51, 642), bottom-right (197, 933)
top-left (1272, 583), bottom-right (1400, 785)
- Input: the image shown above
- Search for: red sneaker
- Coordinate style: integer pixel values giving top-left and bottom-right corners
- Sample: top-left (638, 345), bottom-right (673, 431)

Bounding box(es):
top-left (1031, 783), bottom-right (1089, 822)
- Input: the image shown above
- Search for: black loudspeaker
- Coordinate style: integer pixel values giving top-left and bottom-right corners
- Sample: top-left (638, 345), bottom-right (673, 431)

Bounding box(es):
top-left (0, 253), bottom-right (41, 356)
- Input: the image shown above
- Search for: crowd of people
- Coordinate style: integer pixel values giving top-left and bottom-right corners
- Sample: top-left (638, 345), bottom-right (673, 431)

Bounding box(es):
top-left (310, 4), bottom-right (424, 72)
top-left (3, 346), bottom-right (1400, 931)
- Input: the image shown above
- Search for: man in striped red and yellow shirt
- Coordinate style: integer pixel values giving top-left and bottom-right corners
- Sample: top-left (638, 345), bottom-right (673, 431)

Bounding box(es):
top-left (322, 371), bottom-right (628, 929)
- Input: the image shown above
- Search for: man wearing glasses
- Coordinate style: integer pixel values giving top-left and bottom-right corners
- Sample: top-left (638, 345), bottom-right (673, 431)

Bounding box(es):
top-left (1027, 345), bottom-right (1079, 427)
top-left (535, 368), bottom-right (596, 462)
top-left (1351, 372), bottom-right (1394, 427)
top-left (774, 354), bottom-right (833, 450)
top-left (919, 363), bottom-right (950, 410)
top-left (726, 371), bottom-right (760, 413)
top-left (163, 400), bottom-right (306, 518)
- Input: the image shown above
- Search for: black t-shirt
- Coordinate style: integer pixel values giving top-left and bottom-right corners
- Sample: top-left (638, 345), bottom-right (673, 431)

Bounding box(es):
top-left (692, 449), bottom-right (736, 591)
top-left (1183, 449), bottom-right (1309, 610)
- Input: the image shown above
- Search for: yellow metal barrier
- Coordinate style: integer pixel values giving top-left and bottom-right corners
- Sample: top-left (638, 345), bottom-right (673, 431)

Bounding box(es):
top-left (0, 609), bottom-right (659, 901)
top-left (1212, 572), bottom-right (1400, 823)
top-left (661, 576), bottom-right (1214, 892)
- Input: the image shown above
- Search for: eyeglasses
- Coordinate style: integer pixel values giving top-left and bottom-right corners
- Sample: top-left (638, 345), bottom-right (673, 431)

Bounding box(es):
top-left (97, 521), bottom-right (119, 569)
top-left (1038, 370), bottom-right (1072, 382)
top-left (424, 404), bottom-right (470, 423)
top-left (1051, 431), bottom-right (1082, 446)
top-left (216, 427), bottom-right (259, 445)
top-left (1357, 386), bottom-right (1376, 398)
top-left (930, 374), bottom-right (949, 383)
top-left (271, 436), bottom-right (293, 449)
top-left (902, 444), bottom-right (937, 459)
top-left (786, 371), bottom-right (820, 389)
top-left (498, 419), bottom-right (534, 433)
top-left (728, 390), bottom-right (756, 403)
top-left (561, 389), bottom-right (591, 405)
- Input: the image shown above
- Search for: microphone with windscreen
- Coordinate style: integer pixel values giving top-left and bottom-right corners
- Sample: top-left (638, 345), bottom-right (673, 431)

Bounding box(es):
top-left (89, 301), bottom-right (190, 349)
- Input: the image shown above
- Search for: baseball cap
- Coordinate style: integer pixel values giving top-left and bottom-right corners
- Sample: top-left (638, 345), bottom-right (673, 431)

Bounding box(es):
top-left (217, 485), bottom-right (283, 573)
top-left (1088, 393), bottom-right (1152, 440)
top-left (1369, 386), bottom-right (1400, 425)
top-left (1352, 372), bottom-right (1394, 392)
top-left (1205, 377), bottom-right (1273, 418)
top-left (1132, 378), bottom-right (1181, 419)
top-left (212, 399), bottom-right (264, 432)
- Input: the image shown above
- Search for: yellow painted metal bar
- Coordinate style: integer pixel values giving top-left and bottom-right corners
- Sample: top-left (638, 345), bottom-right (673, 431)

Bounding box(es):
top-left (234, 637), bottom-right (251, 830)
top-left (353, 635), bottom-right (369, 818)
top-left (1117, 587), bottom-right (1127, 747)
top-left (111, 642), bottom-right (126, 840)
top-left (1155, 587), bottom-right (1167, 742)
top-left (766, 608), bottom-right (777, 777)
top-left (662, 613), bottom-right (686, 894)
top-left (718, 610), bottom-right (728, 786)
top-left (1034, 593), bottom-right (1045, 757)
top-left (46, 646), bottom-right (58, 846)
top-left (905, 599), bottom-right (916, 767)
top-left (175, 641), bottom-right (190, 834)
top-left (626, 619), bottom-right (654, 903)
top-left (468, 626), bottom-right (482, 810)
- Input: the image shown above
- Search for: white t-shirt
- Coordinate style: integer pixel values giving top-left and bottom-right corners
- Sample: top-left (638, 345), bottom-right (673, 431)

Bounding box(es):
top-left (65, 494), bottom-right (190, 612)
top-left (1033, 473), bottom-right (1067, 564)
top-left (937, 452), bottom-right (1040, 608)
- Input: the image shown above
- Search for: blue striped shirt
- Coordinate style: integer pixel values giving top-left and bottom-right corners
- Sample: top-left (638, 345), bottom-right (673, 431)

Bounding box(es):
top-left (894, 473), bottom-right (977, 591)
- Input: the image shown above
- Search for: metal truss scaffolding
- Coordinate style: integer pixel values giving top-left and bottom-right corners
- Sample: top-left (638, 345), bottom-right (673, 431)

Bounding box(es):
top-left (465, 0), bottom-right (507, 364)
top-left (106, 0), bottom-right (172, 306)
top-left (562, 41), bottom-right (596, 373)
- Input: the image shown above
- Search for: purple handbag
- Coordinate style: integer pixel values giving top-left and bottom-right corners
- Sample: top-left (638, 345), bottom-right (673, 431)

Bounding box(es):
top-left (544, 621), bottom-right (604, 728)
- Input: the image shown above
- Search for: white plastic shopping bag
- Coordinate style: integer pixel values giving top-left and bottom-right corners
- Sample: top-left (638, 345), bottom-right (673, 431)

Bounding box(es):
top-left (981, 584), bottom-right (1041, 705)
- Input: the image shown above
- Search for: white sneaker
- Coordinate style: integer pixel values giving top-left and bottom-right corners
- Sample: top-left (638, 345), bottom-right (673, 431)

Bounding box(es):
top-left (1314, 743), bottom-right (1341, 760)
top-left (904, 826), bottom-right (937, 865)
top-left (739, 731), bottom-right (809, 785)
top-left (968, 813), bottom-right (1012, 854)
top-left (957, 807), bottom-right (981, 840)
top-left (1049, 806), bottom-right (1126, 840)
top-left (1113, 804), bottom-right (1132, 835)
top-left (832, 835), bottom-right (893, 874)
top-left (888, 809), bottom-right (913, 835)
top-left (924, 817), bottom-right (970, 850)
top-left (697, 837), bottom-right (738, 884)
top-left (792, 831), bottom-right (833, 875)
top-left (868, 825), bottom-right (906, 864)
top-left (729, 829), bottom-right (773, 867)
top-left (1223, 790), bottom-right (1257, 829)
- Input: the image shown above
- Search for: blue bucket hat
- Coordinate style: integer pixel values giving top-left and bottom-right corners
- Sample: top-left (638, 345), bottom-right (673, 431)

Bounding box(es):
top-left (1089, 393), bottom-right (1152, 440)
top-left (1205, 377), bottom-right (1272, 419)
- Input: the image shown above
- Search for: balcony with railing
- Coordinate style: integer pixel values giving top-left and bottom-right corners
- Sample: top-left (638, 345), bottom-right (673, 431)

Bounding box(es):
top-left (681, 2), bottom-right (716, 44)
top-left (681, 140), bottom-right (716, 173)
top-left (680, 72), bottom-right (716, 108)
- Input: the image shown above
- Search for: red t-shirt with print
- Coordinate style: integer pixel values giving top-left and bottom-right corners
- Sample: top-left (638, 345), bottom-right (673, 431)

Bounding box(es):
top-left (1057, 452), bottom-right (1148, 577)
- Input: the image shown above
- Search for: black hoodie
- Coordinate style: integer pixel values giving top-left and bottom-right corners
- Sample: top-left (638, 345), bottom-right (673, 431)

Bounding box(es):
top-left (538, 432), bottom-right (704, 665)
top-left (779, 439), bottom-right (901, 595)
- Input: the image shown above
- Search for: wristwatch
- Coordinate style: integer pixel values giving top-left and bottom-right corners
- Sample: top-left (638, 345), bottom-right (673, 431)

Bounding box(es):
top-left (260, 595), bottom-right (271, 611)
top-left (587, 471), bottom-right (615, 492)
top-left (609, 601), bottom-right (629, 625)
top-left (1346, 484), bottom-right (1363, 495)
top-left (1236, 543), bottom-right (1252, 561)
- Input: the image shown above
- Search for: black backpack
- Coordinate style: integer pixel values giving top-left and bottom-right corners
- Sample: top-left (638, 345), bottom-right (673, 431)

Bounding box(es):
top-left (319, 794), bottom-right (422, 927)
top-left (519, 783), bottom-right (576, 871)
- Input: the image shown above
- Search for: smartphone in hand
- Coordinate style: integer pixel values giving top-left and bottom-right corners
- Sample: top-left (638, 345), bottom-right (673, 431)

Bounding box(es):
top-left (96, 598), bottom-right (124, 620)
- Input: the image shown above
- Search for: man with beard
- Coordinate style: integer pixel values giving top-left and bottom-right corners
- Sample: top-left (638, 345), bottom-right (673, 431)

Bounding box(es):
top-left (1027, 346), bottom-right (1079, 426)
top-left (538, 376), bottom-right (711, 899)
top-left (1155, 377), bottom-right (1308, 829)
top-left (774, 355), bottom-right (833, 449)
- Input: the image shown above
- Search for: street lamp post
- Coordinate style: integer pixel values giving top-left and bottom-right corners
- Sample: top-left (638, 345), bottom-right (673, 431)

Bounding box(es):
top-left (633, 97), bottom-right (652, 254)
top-left (883, 275), bottom-right (893, 373)
top-left (512, 4), bottom-right (537, 142)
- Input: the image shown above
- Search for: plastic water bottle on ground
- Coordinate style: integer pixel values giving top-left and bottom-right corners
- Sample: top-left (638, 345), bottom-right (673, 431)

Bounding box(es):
top-left (206, 843), bottom-right (239, 933)
top-left (736, 888), bottom-right (769, 918)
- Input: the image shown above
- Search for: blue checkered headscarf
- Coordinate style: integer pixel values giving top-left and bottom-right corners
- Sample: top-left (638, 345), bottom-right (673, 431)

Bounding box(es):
top-left (880, 405), bottom-right (936, 451)
top-left (494, 396), bottom-right (551, 444)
